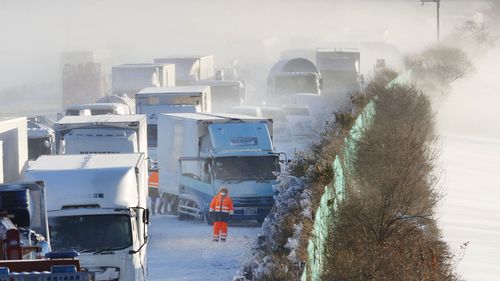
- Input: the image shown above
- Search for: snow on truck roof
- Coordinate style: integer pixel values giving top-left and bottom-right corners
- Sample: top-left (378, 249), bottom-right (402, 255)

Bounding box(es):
top-left (28, 153), bottom-right (143, 171)
top-left (162, 112), bottom-right (269, 122)
top-left (137, 86), bottom-right (210, 95)
top-left (26, 154), bottom-right (145, 210)
top-left (112, 63), bottom-right (167, 69)
top-left (65, 103), bottom-right (128, 110)
top-left (57, 114), bottom-right (146, 126)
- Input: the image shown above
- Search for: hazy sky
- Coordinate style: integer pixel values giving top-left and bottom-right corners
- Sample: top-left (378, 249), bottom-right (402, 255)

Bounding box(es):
top-left (0, 0), bottom-right (489, 89)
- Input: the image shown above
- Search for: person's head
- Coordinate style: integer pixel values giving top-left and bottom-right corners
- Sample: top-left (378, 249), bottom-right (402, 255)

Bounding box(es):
top-left (219, 186), bottom-right (228, 196)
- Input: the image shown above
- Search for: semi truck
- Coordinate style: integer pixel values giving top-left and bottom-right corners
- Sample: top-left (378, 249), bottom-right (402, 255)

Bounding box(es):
top-left (158, 113), bottom-right (281, 223)
top-left (0, 117), bottom-right (28, 184)
top-left (153, 56), bottom-right (215, 86)
top-left (0, 182), bottom-right (93, 280)
top-left (25, 153), bottom-right (149, 281)
top-left (54, 115), bottom-right (147, 158)
top-left (111, 63), bottom-right (176, 96)
top-left (316, 48), bottom-right (361, 109)
top-left (135, 86), bottom-right (211, 164)
top-left (267, 58), bottom-right (322, 103)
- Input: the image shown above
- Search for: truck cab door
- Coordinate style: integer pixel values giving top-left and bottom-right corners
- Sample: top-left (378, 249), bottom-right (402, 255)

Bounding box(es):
top-left (179, 157), bottom-right (215, 196)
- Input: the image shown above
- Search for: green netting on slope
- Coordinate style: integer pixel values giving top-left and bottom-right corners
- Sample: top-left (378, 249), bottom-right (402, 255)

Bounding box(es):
top-left (301, 101), bottom-right (376, 281)
top-left (344, 100), bottom-right (375, 175)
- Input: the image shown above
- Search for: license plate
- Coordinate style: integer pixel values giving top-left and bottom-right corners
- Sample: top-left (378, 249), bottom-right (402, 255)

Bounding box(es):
top-left (244, 207), bottom-right (257, 215)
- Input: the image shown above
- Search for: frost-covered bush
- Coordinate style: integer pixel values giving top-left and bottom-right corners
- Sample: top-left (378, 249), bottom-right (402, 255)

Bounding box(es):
top-left (239, 172), bottom-right (311, 281)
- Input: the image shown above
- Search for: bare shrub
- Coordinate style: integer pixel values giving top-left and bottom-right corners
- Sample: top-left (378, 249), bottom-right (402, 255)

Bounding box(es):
top-left (322, 85), bottom-right (458, 281)
top-left (404, 45), bottom-right (473, 86)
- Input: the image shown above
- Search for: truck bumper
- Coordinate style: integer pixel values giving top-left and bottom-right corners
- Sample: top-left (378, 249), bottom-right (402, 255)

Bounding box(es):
top-left (229, 196), bottom-right (274, 221)
top-left (231, 207), bottom-right (272, 221)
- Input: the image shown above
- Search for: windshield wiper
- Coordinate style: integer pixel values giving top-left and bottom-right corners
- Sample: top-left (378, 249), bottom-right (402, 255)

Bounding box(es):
top-left (78, 248), bottom-right (97, 253)
top-left (94, 246), bottom-right (122, 255)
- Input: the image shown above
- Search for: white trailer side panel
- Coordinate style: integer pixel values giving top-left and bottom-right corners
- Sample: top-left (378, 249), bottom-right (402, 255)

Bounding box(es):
top-left (158, 114), bottom-right (201, 195)
top-left (0, 117), bottom-right (27, 183)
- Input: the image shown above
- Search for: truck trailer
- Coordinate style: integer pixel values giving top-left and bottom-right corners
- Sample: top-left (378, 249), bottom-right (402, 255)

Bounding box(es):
top-left (61, 51), bottom-right (110, 108)
top-left (25, 153), bottom-right (149, 281)
top-left (316, 48), bottom-right (361, 109)
top-left (194, 79), bottom-right (245, 112)
top-left (153, 56), bottom-right (215, 86)
top-left (112, 63), bottom-right (176, 96)
top-left (54, 115), bottom-right (148, 158)
top-left (158, 112), bottom-right (281, 223)
top-left (136, 86), bottom-right (211, 164)
top-left (0, 117), bottom-right (28, 184)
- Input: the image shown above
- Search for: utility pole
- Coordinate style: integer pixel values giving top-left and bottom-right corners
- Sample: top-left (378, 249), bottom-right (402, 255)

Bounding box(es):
top-left (421, 0), bottom-right (441, 42)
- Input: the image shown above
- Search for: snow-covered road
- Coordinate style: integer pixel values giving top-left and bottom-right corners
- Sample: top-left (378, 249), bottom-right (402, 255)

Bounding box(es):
top-left (147, 215), bottom-right (260, 281)
top-left (437, 45), bottom-right (500, 280)
top-left (438, 135), bottom-right (500, 281)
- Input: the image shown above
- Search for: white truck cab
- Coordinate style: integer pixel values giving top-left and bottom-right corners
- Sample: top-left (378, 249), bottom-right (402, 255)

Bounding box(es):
top-left (25, 154), bottom-right (149, 281)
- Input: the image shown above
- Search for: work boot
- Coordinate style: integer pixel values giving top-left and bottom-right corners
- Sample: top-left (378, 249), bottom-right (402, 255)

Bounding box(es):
top-left (221, 238), bottom-right (226, 242)
top-left (213, 238), bottom-right (219, 242)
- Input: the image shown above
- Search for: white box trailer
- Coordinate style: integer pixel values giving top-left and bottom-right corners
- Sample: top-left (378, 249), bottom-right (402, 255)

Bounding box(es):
top-left (0, 117), bottom-right (28, 183)
top-left (194, 79), bottom-right (245, 112)
top-left (136, 86), bottom-right (211, 164)
top-left (54, 115), bottom-right (147, 158)
top-left (112, 63), bottom-right (176, 95)
top-left (153, 56), bottom-right (215, 86)
top-left (25, 153), bottom-right (149, 281)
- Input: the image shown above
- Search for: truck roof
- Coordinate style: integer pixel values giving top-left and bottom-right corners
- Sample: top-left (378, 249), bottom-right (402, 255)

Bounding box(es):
top-left (137, 86), bottom-right (210, 95)
top-left (26, 154), bottom-right (145, 210)
top-left (29, 153), bottom-right (142, 170)
top-left (56, 114), bottom-right (146, 126)
top-left (64, 103), bottom-right (128, 110)
top-left (163, 112), bottom-right (268, 122)
top-left (112, 63), bottom-right (167, 69)
top-left (155, 55), bottom-right (212, 60)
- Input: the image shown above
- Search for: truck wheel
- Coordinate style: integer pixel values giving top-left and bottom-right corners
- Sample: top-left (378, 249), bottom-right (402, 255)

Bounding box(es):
top-left (178, 213), bottom-right (187, 221)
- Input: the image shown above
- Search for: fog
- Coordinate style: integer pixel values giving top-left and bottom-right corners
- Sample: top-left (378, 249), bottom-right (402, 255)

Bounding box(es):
top-left (0, 0), bottom-right (488, 103)
top-left (438, 43), bottom-right (500, 139)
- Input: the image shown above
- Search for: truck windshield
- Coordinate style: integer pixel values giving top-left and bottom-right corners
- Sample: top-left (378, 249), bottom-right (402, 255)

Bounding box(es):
top-left (28, 137), bottom-right (51, 160)
top-left (214, 156), bottom-right (280, 181)
top-left (49, 214), bottom-right (132, 252)
top-left (147, 124), bottom-right (158, 147)
top-left (275, 75), bottom-right (318, 95)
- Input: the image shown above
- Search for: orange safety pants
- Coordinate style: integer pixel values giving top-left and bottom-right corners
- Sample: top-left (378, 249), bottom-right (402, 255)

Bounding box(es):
top-left (213, 221), bottom-right (228, 240)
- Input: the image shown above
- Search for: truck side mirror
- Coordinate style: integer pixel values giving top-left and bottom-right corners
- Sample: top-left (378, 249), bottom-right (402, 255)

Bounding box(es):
top-left (319, 78), bottom-right (324, 90)
top-left (204, 162), bottom-right (210, 174)
top-left (143, 209), bottom-right (150, 224)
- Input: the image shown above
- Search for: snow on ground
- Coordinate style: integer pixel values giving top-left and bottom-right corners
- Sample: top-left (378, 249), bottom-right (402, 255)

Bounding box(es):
top-left (437, 45), bottom-right (500, 280)
top-left (147, 215), bottom-right (260, 281)
top-left (438, 135), bottom-right (500, 281)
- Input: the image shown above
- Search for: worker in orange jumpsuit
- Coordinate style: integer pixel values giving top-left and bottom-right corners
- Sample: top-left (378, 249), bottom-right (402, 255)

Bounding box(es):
top-left (209, 186), bottom-right (234, 242)
top-left (148, 170), bottom-right (160, 215)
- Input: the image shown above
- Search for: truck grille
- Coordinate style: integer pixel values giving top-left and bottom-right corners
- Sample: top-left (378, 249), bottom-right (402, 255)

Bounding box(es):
top-left (232, 197), bottom-right (274, 207)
